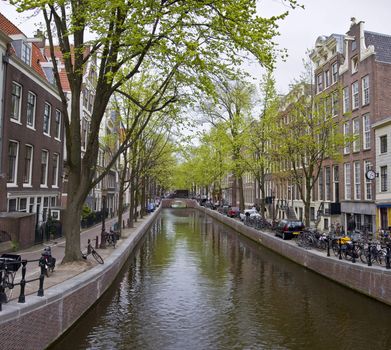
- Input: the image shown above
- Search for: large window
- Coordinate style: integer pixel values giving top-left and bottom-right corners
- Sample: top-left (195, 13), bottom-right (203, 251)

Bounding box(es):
top-left (354, 161), bottom-right (361, 200)
top-left (23, 145), bottom-right (33, 185)
top-left (380, 166), bottom-right (388, 192)
top-left (40, 150), bottom-right (49, 186)
top-left (324, 70), bottom-right (330, 88)
top-left (26, 92), bottom-right (36, 128)
top-left (331, 62), bottom-right (338, 84)
top-left (343, 87), bottom-right (349, 113)
top-left (353, 118), bottom-right (360, 152)
top-left (11, 82), bottom-right (22, 122)
top-left (318, 169), bottom-right (324, 200)
top-left (7, 141), bottom-right (19, 184)
top-left (331, 91), bottom-right (338, 116)
top-left (352, 81), bottom-right (359, 110)
top-left (364, 161), bottom-right (372, 200)
top-left (325, 167), bottom-right (331, 201)
top-left (380, 135), bottom-right (387, 154)
top-left (52, 153), bottom-right (59, 187)
top-left (54, 110), bottom-right (61, 140)
top-left (362, 114), bottom-right (371, 150)
top-left (43, 103), bottom-right (51, 135)
top-left (343, 122), bottom-right (350, 154)
top-left (317, 73), bottom-right (323, 93)
top-left (344, 163), bottom-right (351, 200)
top-left (362, 75), bottom-right (370, 105)
top-left (21, 42), bottom-right (31, 65)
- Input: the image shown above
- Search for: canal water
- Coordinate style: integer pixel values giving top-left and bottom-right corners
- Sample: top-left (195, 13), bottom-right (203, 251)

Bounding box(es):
top-left (50, 209), bottom-right (391, 350)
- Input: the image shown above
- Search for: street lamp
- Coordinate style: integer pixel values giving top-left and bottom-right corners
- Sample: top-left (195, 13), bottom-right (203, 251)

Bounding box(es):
top-left (100, 188), bottom-right (108, 249)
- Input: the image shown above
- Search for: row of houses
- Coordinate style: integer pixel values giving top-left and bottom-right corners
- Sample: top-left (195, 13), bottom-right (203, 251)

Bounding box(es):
top-left (223, 19), bottom-right (391, 235)
top-left (0, 13), bottom-right (120, 248)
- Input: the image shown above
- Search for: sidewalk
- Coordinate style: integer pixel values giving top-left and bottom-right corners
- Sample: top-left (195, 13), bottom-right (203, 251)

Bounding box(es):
top-left (5, 212), bottom-right (149, 303)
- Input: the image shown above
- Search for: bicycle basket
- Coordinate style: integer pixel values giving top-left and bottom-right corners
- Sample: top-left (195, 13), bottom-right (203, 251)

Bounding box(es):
top-left (0, 254), bottom-right (22, 272)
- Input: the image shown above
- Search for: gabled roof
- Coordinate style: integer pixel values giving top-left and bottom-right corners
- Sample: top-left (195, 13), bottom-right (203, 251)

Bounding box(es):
top-left (365, 31), bottom-right (391, 63)
top-left (0, 12), bottom-right (24, 36)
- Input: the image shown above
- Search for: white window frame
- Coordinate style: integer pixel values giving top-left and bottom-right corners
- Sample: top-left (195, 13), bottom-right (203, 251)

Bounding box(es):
top-left (331, 62), bottom-right (338, 84)
top-left (364, 161), bottom-right (372, 200)
top-left (343, 87), bottom-right (349, 113)
top-left (11, 82), bottom-right (22, 123)
top-left (52, 153), bottom-right (59, 188)
top-left (354, 161), bottom-right (361, 200)
top-left (40, 150), bottom-right (49, 187)
top-left (7, 140), bottom-right (19, 186)
top-left (352, 81), bottom-right (359, 110)
top-left (331, 91), bottom-right (338, 117)
top-left (362, 114), bottom-right (371, 150)
top-left (380, 166), bottom-right (388, 192)
top-left (353, 118), bottom-right (360, 152)
top-left (344, 163), bottom-right (351, 200)
top-left (324, 70), bottom-right (330, 88)
top-left (26, 91), bottom-right (36, 129)
top-left (23, 144), bottom-right (33, 187)
top-left (351, 56), bottom-right (358, 74)
top-left (317, 73), bottom-right (323, 93)
top-left (325, 167), bottom-right (331, 201)
top-left (21, 41), bottom-right (31, 65)
top-left (43, 103), bottom-right (51, 136)
top-left (362, 75), bottom-right (370, 106)
top-left (343, 121), bottom-right (350, 154)
top-left (54, 109), bottom-right (61, 140)
top-left (380, 135), bottom-right (387, 154)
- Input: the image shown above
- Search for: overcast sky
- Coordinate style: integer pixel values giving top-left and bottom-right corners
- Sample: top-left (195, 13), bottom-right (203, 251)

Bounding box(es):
top-left (1, 0), bottom-right (390, 94)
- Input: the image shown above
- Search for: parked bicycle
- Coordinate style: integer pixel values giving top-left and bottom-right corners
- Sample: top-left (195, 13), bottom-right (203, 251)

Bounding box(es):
top-left (104, 228), bottom-right (118, 248)
top-left (0, 254), bottom-right (21, 303)
top-left (39, 246), bottom-right (56, 277)
top-left (81, 239), bottom-right (104, 264)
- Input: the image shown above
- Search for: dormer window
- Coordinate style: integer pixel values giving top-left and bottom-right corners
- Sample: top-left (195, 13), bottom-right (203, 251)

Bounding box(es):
top-left (351, 56), bottom-right (358, 74)
top-left (21, 42), bottom-right (31, 65)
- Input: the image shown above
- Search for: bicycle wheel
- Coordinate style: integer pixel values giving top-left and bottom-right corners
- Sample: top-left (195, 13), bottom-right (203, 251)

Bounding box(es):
top-left (91, 249), bottom-right (104, 264)
top-left (376, 249), bottom-right (387, 265)
top-left (3, 272), bottom-right (15, 302)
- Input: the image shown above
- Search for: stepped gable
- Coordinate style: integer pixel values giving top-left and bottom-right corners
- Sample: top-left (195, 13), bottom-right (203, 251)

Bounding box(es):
top-left (0, 12), bottom-right (47, 79)
top-left (365, 30), bottom-right (391, 63)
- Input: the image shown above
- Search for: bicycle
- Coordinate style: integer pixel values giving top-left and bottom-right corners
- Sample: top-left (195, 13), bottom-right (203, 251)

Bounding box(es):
top-left (81, 239), bottom-right (104, 264)
top-left (0, 254), bottom-right (21, 303)
top-left (104, 229), bottom-right (118, 248)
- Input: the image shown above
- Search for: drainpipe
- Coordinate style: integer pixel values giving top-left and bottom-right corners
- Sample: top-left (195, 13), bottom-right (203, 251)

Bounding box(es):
top-left (0, 51), bottom-right (9, 177)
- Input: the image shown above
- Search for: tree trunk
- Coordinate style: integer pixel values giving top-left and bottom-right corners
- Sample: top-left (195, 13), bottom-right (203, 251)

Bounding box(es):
top-left (238, 176), bottom-right (245, 212)
top-left (117, 149), bottom-right (128, 236)
top-left (305, 177), bottom-right (311, 227)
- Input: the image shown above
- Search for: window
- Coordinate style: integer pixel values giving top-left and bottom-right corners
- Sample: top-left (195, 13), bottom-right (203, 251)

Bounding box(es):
top-left (8, 199), bottom-right (17, 212)
top-left (380, 166), bottom-right (388, 192)
top-left (344, 163), bottom-right (351, 200)
top-left (352, 81), bottom-right (359, 110)
top-left (343, 87), bottom-right (349, 113)
top-left (324, 70), bottom-right (330, 88)
top-left (351, 56), bottom-right (358, 74)
top-left (317, 73), bottom-right (323, 93)
top-left (23, 145), bottom-right (33, 185)
top-left (52, 153), bottom-right (59, 187)
top-left (325, 167), bottom-right (331, 201)
top-left (331, 91), bottom-right (338, 116)
top-left (21, 42), bottom-right (31, 65)
top-left (7, 141), bottom-right (19, 184)
top-left (81, 117), bottom-right (87, 149)
top-left (331, 62), bottom-right (338, 84)
top-left (318, 169), bottom-right (324, 200)
top-left (333, 165), bottom-right (339, 202)
top-left (362, 75), bottom-right (370, 105)
top-left (380, 135), bottom-right (387, 154)
top-left (364, 161), bottom-right (372, 200)
top-left (54, 110), bottom-right (61, 140)
top-left (83, 89), bottom-right (89, 108)
top-left (40, 150), bottom-right (49, 186)
top-left (43, 103), bottom-right (51, 135)
top-left (88, 93), bottom-right (94, 112)
top-left (352, 40), bottom-right (357, 51)
top-left (343, 122), bottom-right (350, 154)
top-left (11, 82), bottom-right (22, 122)
top-left (353, 118), bottom-right (360, 152)
top-left (362, 114), bottom-right (371, 150)
top-left (19, 198), bottom-right (27, 212)
top-left (354, 161), bottom-right (361, 200)
top-left (26, 92), bottom-right (36, 128)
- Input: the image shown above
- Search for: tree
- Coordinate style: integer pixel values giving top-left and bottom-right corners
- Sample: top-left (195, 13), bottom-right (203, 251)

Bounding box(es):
top-left (274, 62), bottom-right (346, 227)
top-left (13, 0), bottom-right (301, 262)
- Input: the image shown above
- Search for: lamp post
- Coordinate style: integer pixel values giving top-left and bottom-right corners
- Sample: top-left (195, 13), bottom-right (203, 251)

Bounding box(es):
top-left (100, 188), bottom-right (108, 249)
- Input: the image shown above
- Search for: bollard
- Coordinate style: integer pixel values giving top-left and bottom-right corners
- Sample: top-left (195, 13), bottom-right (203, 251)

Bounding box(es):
top-left (368, 242), bottom-right (372, 267)
top-left (338, 238), bottom-right (342, 260)
top-left (327, 237), bottom-right (330, 257)
top-left (386, 243), bottom-right (391, 269)
top-left (352, 240), bottom-right (356, 263)
top-left (18, 260), bottom-right (28, 303)
top-left (95, 236), bottom-right (99, 250)
top-left (88, 239), bottom-right (92, 255)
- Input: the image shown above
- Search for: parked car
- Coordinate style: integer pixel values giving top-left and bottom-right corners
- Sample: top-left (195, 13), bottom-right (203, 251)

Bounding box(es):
top-left (217, 205), bottom-right (230, 215)
top-left (239, 208), bottom-right (261, 221)
top-left (275, 219), bottom-right (305, 240)
top-left (227, 207), bottom-right (240, 218)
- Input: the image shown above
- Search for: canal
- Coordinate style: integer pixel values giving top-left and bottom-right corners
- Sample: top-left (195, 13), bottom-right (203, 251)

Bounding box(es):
top-left (50, 209), bottom-right (391, 349)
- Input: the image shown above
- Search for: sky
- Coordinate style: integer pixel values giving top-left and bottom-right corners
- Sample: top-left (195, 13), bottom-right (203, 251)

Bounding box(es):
top-left (0, 0), bottom-right (390, 95)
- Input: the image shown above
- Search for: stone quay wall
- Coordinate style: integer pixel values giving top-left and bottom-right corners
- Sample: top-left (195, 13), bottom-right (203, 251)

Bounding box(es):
top-left (200, 206), bottom-right (391, 306)
top-left (0, 207), bottom-right (161, 350)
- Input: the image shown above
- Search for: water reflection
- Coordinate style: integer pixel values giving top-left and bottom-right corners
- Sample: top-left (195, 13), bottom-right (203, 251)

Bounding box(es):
top-left (50, 209), bottom-right (391, 350)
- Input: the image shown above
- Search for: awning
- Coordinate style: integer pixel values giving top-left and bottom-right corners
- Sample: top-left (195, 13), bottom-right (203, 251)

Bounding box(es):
top-left (376, 203), bottom-right (391, 208)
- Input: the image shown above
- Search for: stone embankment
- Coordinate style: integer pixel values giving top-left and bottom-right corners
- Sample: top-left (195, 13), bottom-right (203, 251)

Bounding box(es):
top-left (199, 206), bottom-right (391, 307)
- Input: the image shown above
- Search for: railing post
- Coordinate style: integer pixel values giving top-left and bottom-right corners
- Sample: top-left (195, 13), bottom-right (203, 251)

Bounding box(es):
top-left (18, 260), bottom-right (28, 303)
top-left (338, 238), bottom-right (342, 260)
top-left (88, 239), bottom-right (92, 255)
top-left (37, 257), bottom-right (45, 297)
top-left (386, 243), bottom-right (391, 270)
top-left (327, 236), bottom-right (330, 257)
top-left (95, 236), bottom-right (99, 250)
top-left (352, 240), bottom-right (356, 263)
